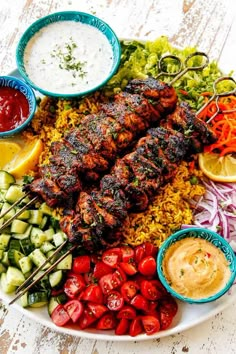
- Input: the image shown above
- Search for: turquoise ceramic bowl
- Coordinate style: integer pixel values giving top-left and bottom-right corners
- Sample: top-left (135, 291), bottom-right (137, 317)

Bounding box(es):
top-left (0, 76), bottom-right (36, 137)
top-left (16, 11), bottom-right (121, 98)
top-left (157, 227), bottom-right (236, 304)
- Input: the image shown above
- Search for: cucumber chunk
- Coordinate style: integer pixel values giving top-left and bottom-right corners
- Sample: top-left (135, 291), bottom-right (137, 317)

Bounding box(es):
top-left (5, 185), bottom-right (25, 204)
top-left (8, 249), bottom-right (25, 268)
top-left (0, 202), bottom-right (15, 220)
top-left (0, 171), bottom-right (15, 190)
top-left (29, 249), bottom-right (50, 269)
top-left (19, 256), bottom-right (33, 274)
top-left (11, 219), bottom-right (29, 234)
top-left (56, 254), bottom-right (72, 270)
top-left (0, 234), bottom-right (11, 250)
top-left (6, 266), bottom-right (25, 287)
top-left (28, 291), bottom-right (48, 307)
top-left (0, 272), bottom-right (17, 293)
top-left (49, 270), bottom-right (63, 288)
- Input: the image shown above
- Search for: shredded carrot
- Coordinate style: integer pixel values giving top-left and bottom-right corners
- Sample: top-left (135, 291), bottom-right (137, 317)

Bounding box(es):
top-left (199, 95), bottom-right (236, 156)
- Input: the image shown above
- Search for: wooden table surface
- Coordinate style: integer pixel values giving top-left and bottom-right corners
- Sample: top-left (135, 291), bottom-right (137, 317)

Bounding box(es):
top-left (0, 0), bottom-right (236, 353)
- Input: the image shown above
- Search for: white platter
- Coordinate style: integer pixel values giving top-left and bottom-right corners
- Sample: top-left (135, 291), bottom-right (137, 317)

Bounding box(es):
top-left (0, 68), bottom-right (235, 341)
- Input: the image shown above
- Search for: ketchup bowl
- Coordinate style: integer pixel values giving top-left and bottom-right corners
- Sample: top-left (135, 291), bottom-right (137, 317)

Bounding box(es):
top-left (0, 76), bottom-right (36, 137)
top-left (157, 228), bottom-right (236, 304)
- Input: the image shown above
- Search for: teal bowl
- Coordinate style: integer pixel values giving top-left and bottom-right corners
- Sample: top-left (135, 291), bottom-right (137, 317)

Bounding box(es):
top-left (157, 228), bottom-right (236, 304)
top-left (16, 11), bottom-right (121, 98)
top-left (0, 76), bottom-right (36, 137)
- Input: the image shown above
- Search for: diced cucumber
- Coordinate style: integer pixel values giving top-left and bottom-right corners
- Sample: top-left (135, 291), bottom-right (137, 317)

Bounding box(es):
top-left (13, 225), bottom-right (32, 240)
top-left (6, 266), bottom-right (25, 287)
top-left (28, 291), bottom-right (48, 307)
top-left (2, 252), bottom-right (10, 266)
top-left (9, 239), bottom-right (21, 250)
top-left (29, 249), bottom-right (50, 269)
top-left (20, 238), bottom-right (34, 256)
top-left (48, 296), bottom-right (60, 315)
top-left (46, 250), bottom-right (58, 264)
top-left (49, 270), bottom-right (63, 288)
top-left (56, 253), bottom-right (72, 270)
top-left (16, 209), bottom-right (31, 220)
top-left (20, 291), bottom-right (29, 308)
top-left (44, 227), bottom-right (55, 241)
top-left (10, 219), bottom-right (29, 234)
top-left (33, 271), bottom-right (50, 290)
top-left (53, 231), bottom-right (67, 247)
top-left (0, 202), bottom-right (15, 220)
top-left (28, 210), bottom-right (43, 225)
top-left (30, 227), bottom-right (47, 247)
top-left (39, 202), bottom-right (53, 216)
top-left (5, 185), bottom-right (25, 204)
top-left (0, 263), bottom-right (6, 274)
top-left (0, 234), bottom-right (11, 250)
top-left (40, 241), bottom-right (55, 254)
top-left (0, 272), bottom-right (17, 293)
top-left (39, 215), bottom-right (48, 229)
top-left (19, 256), bottom-right (33, 274)
top-left (8, 249), bottom-right (25, 268)
top-left (0, 171), bottom-right (15, 190)
top-left (0, 189), bottom-right (7, 202)
top-left (0, 249), bottom-right (3, 260)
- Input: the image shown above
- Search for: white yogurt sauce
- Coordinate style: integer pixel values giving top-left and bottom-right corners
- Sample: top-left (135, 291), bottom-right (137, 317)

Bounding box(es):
top-left (23, 21), bottom-right (114, 94)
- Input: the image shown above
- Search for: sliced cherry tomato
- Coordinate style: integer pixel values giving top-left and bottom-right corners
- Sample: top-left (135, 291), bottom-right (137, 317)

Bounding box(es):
top-left (87, 302), bottom-right (108, 319)
top-left (99, 273), bottom-right (114, 294)
top-left (112, 266), bottom-right (127, 288)
top-left (96, 313), bottom-right (116, 330)
top-left (138, 256), bottom-right (157, 276)
top-left (140, 280), bottom-right (163, 301)
top-left (159, 296), bottom-right (178, 317)
top-left (120, 281), bottom-right (139, 302)
top-left (78, 307), bottom-right (97, 329)
top-left (120, 246), bottom-right (135, 262)
top-left (63, 274), bottom-right (86, 299)
top-left (102, 247), bottom-right (121, 268)
top-left (143, 242), bottom-right (158, 258)
top-left (134, 244), bottom-right (146, 263)
top-left (51, 304), bottom-right (71, 327)
top-left (130, 294), bottom-right (149, 311)
top-left (106, 290), bottom-right (124, 311)
top-left (81, 283), bottom-right (104, 304)
top-left (119, 261), bottom-right (138, 275)
top-left (129, 317), bottom-right (143, 337)
top-left (93, 261), bottom-right (113, 279)
top-left (159, 310), bottom-right (173, 330)
top-left (64, 299), bottom-right (83, 323)
top-left (115, 318), bottom-right (130, 335)
top-left (141, 315), bottom-right (160, 335)
top-left (50, 288), bottom-right (64, 297)
top-left (117, 305), bottom-right (136, 319)
top-left (72, 255), bottom-right (91, 274)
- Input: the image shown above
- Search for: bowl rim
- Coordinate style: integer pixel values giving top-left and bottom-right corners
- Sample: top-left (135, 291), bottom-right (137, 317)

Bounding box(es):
top-left (157, 227), bottom-right (236, 304)
top-left (0, 75), bottom-right (36, 137)
top-left (16, 10), bottom-right (121, 98)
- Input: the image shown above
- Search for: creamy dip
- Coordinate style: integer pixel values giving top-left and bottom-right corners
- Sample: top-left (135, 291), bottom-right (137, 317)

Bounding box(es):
top-left (23, 21), bottom-right (114, 94)
top-left (162, 237), bottom-right (231, 299)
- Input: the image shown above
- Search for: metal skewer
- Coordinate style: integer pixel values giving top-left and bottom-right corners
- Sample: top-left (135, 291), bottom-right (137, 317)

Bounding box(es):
top-left (15, 239), bottom-right (68, 294)
top-left (9, 244), bottom-right (77, 305)
top-left (0, 191), bottom-right (32, 220)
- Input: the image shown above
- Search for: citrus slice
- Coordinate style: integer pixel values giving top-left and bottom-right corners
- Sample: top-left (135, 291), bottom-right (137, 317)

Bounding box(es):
top-left (198, 152), bottom-right (236, 182)
top-left (3, 138), bottom-right (43, 180)
top-left (0, 141), bottom-right (21, 169)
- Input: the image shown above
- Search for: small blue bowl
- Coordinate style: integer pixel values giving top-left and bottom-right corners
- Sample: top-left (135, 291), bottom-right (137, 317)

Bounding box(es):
top-left (157, 228), bottom-right (236, 304)
top-left (0, 76), bottom-right (36, 137)
top-left (16, 11), bottom-right (121, 98)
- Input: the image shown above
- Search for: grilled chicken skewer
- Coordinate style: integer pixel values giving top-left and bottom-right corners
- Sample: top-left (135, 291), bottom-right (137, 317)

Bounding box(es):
top-left (26, 78), bottom-right (177, 207)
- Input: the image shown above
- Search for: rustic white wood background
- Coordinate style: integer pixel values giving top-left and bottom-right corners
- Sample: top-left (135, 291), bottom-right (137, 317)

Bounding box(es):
top-left (0, 0), bottom-right (236, 353)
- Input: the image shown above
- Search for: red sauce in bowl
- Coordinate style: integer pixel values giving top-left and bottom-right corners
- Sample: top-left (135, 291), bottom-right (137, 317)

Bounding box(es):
top-left (0, 87), bottom-right (29, 132)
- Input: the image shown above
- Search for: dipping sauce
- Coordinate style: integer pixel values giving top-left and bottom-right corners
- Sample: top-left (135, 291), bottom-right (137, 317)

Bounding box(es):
top-left (0, 87), bottom-right (29, 132)
top-left (23, 21), bottom-right (114, 94)
top-left (162, 237), bottom-right (231, 299)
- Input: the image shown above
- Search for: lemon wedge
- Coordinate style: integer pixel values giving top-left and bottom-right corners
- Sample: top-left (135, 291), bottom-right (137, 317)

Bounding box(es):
top-left (3, 138), bottom-right (43, 180)
top-left (0, 141), bottom-right (22, 169)
top-left (198, 152), bottom-right (236, 182)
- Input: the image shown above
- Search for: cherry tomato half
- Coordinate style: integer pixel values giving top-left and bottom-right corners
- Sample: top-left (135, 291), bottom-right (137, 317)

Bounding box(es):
top-left (117, 305), bottom-right (136, 319)
top-left (96, 313), bottom-right (116, 330)
top-left (106, 290), bottom-right (124, 311)
top-left (115, 318), bottom-right (130, 335)
top-left (102, 247), bottom-right (121, 268)
top-left (120, 281), bottom-right (139, 302)
top-left (138, 256), bottom-right (157, 276)
top-left (141, 315), bottom-right (160, 335)
top-left (64, 299), bottom-right (84, 323)
top-left (63, 274), bottom-right (86, 299)
top-left (81, 283), bottom-right (104, 304)
top-left (140, 280), bottom-right (163, 301)
top-left (51, 304), bottom-right (71, 327)
top-left (129, 317), bottom-right (143, 337)
top-left (72, 255), bottom-right (91, 274)
top-left (93, 261), bottom-right (113, 279)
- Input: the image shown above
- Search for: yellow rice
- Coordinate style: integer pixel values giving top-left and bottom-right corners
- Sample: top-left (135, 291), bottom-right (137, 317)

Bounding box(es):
top-left (122, 161), bottom-right (205, 247)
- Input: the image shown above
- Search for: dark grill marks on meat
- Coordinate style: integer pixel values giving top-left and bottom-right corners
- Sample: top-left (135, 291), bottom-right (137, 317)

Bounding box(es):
top-left (60, 105), bottom-right (217, 251)
top-left (28, 78), bottom-right (178, 206)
